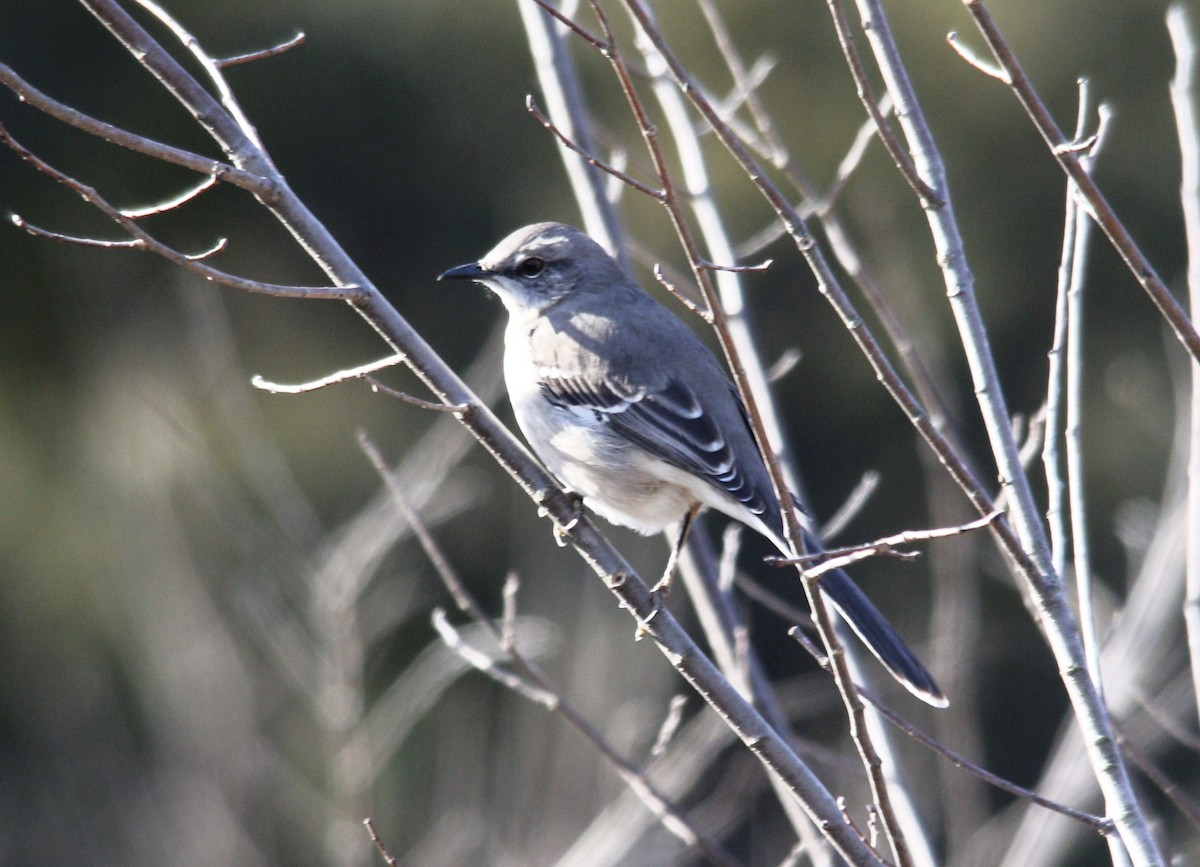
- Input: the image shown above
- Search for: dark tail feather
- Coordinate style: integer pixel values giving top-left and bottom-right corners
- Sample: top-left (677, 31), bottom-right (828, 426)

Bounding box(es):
top-left (818, 565), bottom-right (947, 707)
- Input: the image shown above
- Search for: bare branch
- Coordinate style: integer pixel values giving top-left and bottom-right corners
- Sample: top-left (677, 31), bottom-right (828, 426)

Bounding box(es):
top-left (529, 0), bottom-right (606, 50)
top-left (962, 0), bottom-right (1200, 366)
top-left (0, 61), bottom-right (271, 195)
top-left (526, 94), bottom-right (665, 201)
top-left (769, 511), bottom-right (1004, 575)
top-left (119, 175), bottom-right (218, 218)
top-left (183, 236), bottom-right (227, 261)
top-left (1, 124), bottom-right (358, 300)
top-left (215, 31), bottom-right (306, 68)
top-left (696, 257), bottom-right (773, 273)
top-left (363, 818), bottom-right (400, 867)
top-left (251, 356), bottom-right (402, 394)
top-left (9, 215), bottom-right (143, 250)
top-left (133, 0), bottom-right (268, 148)
top-left (652, 264), bottom-right (712, 321)
top-left (863, 687), bottom-right (1115, 835)
top-left (944, 31), bottom-right (1009, 82)
top-left (363, 378), bottom-right (471, 413)
top-left (788, 629), bottom-right (1115, 835)
top-left (825, 0), bottom-right (940, 205)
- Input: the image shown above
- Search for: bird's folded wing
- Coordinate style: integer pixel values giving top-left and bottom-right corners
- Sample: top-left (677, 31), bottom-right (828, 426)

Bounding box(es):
top-left (539, 373), bottom-right (775, 522)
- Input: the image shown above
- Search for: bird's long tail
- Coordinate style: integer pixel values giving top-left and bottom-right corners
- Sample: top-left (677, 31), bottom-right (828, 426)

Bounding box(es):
top-left (816, 560), bottom-right (947, 707)
top-left (790, 528), bottom-right (947, 707)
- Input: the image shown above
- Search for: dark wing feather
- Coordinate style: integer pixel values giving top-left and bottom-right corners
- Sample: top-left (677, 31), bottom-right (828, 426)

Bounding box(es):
top-left (539, 374), bottom-right (778, 527)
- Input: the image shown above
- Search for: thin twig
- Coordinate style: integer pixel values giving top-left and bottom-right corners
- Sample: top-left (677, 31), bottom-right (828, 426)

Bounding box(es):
top-left (120, 175), bottom-right (219, 218)
top-left (362, 378), bottom-right (471, 413)
top-left (961, 0), bottom-right (1200, 365)
top-left (9, 217), bottom-right (141, 250)
top-left (134, 0), bottom-right (268, 149)
top-left (215, 32), bottom-right (306, 68)
top-left (696, 257), bottom-right (773, 273)
top-left (944, 32), bottom-right (1009, 82)
top-left (652, 263), bottom-right (712, 321)
top-left (0, 62), bottom-right (271, 196)
top-left (1, 124), bottom-right (359, 300)
top-left (529, 0), bottom-right (606, 49)
top-left (363, 818), bottom-right (399, 867)
top-left (251, 355), bottom-right (405, 394)
top-left (526, 95), bottom-right (665, 200)
top-left (825, 0), bottom-right (939, 206)
top-left (787, 629), bottom-right (1115, 835)
top-left (770, 511), bottom-right (1003, 574)
top-left (863, 687), bottom-right (1115, 835)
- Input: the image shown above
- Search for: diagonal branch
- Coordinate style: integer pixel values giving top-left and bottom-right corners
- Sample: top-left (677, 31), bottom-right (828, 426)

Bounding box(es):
top-left (1, 123), bottom-right (360, 300)
top-left (960, 0), bottom-right (1200, 365)
top-left (0, 61), bottom-right (271, 196)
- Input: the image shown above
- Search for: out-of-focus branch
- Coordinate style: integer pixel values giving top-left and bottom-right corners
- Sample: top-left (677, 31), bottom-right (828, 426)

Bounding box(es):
top-left (1167, 2), bottom-right (1200, 730)
top-left (361, 433), bottom-right (744, 867)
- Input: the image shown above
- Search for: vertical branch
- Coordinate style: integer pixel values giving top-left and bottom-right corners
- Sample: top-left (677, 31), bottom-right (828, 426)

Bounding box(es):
top-left (1065, 111), bottom-right (1109, 698)
top-left (517, 0), bottom-right (628, 266)
top-left (1043, 83), bottom-right (1090, 585)
top-left (846, 0), bottom-right (1160, 862)
top-left (847, 0), bottom-right (1051, 580)
top-left (1168, 3), bottom-right (1200, 729)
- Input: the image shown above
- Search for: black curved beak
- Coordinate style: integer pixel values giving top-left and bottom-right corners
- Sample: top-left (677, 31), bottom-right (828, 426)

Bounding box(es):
top-left (438, 262), bottom-right (488, 282)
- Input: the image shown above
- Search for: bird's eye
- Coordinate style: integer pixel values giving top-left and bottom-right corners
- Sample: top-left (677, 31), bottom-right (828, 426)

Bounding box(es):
top-left (517, 257), bottom-right (545, 278)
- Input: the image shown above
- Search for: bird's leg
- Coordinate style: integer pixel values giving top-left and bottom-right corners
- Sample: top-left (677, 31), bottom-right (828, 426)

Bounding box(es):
top-left (538, 488), bottom-right (585, 547)
top-left (653, 503), bottom-right (701, 596)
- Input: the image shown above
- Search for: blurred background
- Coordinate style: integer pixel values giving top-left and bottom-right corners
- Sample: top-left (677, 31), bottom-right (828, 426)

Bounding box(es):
top-left (0, 0), bottom-right (1195, 865)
